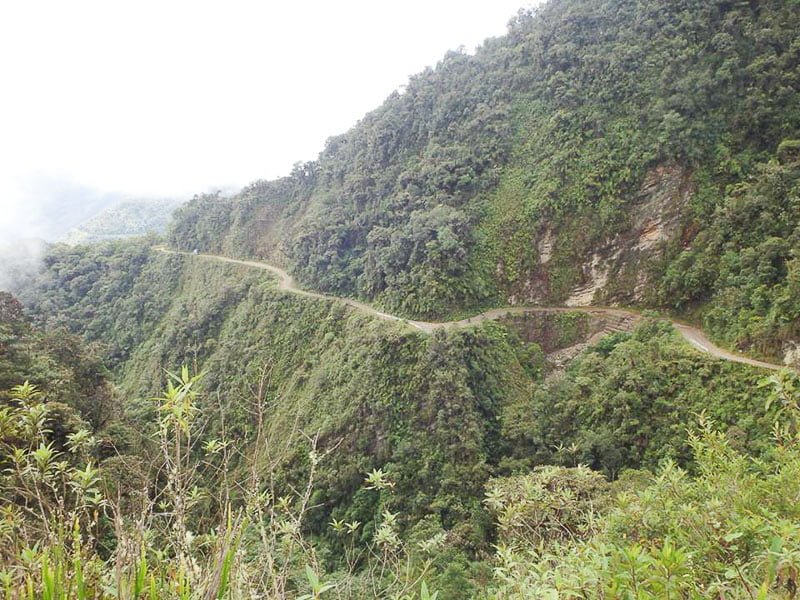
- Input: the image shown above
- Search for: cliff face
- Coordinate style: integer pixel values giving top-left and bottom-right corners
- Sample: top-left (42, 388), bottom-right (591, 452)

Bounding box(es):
top-left (504, 164), bottom-right (693, 307)
top-left (19, 239), bottom-right (777, 557)
top-left (574, 163), bottom-right (694, 307)
top-left (8, 2), bottom-right (800, 593)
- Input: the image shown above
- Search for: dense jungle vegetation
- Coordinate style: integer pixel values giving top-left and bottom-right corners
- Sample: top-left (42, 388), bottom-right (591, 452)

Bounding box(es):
top-left (6, 240), bottom-right (791, 597)
top-left (169, 0), bottom-right (800, 359)
top-left (3, 0), bottom-right (800, 597)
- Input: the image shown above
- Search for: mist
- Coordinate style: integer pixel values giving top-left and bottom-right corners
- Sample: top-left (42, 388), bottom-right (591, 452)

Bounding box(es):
top-left (1, 174), bottom-right (130, 242)
top-left (0, 238), bottom-right (47, 294)
top-left (0, 1), bottom-right (529, 226)
top-left (0, 0), bottom-right (532, 293)
top-left (0, 174), bottom-right (189, 293)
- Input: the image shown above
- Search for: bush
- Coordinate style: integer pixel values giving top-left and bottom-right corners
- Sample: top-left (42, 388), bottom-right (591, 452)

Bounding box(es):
top-left (777, 139), bottom-right (800, 164)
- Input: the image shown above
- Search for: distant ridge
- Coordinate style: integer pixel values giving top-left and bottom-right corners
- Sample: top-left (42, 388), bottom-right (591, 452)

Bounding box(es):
top-left (63, 198), bottom-right (183, 245)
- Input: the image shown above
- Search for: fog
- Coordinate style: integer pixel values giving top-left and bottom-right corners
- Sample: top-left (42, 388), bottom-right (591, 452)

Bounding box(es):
top-left (0, 1), bottom-right (531, 237)
top-left (0, 239), bottom-right (47, 295)
top-left (0, 1), bottom-right (534, 290)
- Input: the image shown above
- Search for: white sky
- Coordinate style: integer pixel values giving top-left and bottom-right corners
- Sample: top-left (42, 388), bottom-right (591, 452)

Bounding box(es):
top-left (0, 0), bottom-right (533, 240)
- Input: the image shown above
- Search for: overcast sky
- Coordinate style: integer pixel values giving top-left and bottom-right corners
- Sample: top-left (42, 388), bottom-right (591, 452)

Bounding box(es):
top-left (0, 0), bottom-right (533, 241)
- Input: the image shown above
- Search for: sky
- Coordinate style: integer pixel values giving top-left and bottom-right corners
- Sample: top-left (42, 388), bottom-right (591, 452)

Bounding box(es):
top-left (0, 0), bottom-right (533, 241)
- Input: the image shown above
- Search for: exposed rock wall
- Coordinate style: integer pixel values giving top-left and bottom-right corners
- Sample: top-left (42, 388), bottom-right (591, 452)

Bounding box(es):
top-left (509, 164), bottom-right (694, 308)
top-left (567, 164), bottom-right (694, 306)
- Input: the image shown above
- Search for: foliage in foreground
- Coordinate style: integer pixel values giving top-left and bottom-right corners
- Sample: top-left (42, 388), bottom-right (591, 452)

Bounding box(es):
top-left (0, 370), bottom-right (444, 599)
top-left (486, 370), bottom-right (800, 599)
top-left (21, 246), bottom-right (778, 552)
top-left (2, 368), bottom-right (800, 598)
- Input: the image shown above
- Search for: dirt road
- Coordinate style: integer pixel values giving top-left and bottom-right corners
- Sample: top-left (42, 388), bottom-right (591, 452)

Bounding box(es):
top-left (160, 248), bottom-right (786, 371)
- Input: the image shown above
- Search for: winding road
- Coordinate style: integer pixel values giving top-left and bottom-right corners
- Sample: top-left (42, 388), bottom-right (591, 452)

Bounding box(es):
top-left (160, 248), bottom-right (786, 372)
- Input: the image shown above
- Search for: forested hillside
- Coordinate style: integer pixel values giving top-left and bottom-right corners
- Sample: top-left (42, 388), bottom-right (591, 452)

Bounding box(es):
top-left (170, 0), bottom-right (800, 362)
top-left (12, 238), bottom-right (785, 596)
top-left (5, 0), bottom-right (800, 597)
top-left (0, 292), bottom-right (110, 421)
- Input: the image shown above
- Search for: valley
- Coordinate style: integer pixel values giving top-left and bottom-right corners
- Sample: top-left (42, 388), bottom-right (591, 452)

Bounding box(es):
top-left (2, 0), bottom-right (800, 597)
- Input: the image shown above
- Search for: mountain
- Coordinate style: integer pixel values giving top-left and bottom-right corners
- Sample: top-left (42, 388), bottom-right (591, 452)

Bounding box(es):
top-left (0, 196), bottom-right (181, 295)
top-left (62, 198), bottom-right (183, 245)
top-left (5, 0), bottom-right (800, 597)
top-left (3, 175), bottom-right (124, 242)
top-left (170, 0), bottom-right (800, 362)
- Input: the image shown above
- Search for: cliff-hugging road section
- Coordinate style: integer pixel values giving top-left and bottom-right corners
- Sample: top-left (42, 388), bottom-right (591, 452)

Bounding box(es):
top-left (159, 248), bottom-right (786, 372)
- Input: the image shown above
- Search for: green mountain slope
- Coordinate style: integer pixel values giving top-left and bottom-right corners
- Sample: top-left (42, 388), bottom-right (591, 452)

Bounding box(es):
top-left (169, 0), bottom-right (800, 361)
top-left (21, 241), bottom-right (776, 550)
top-left (0, 291), bottom-right (113, 432)
top-left (10, 0), bottom-right (800, 595)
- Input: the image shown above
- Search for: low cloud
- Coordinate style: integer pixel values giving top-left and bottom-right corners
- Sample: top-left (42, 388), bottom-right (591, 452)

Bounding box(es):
top-left (0, 173), bottom-right (181, 294)
top-left (0, 238), bottom-right (47, 294)
top-left (2, 174), bottom-right (127, 243)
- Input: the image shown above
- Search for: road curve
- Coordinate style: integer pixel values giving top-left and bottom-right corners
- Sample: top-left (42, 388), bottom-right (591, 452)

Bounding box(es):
top-left (159, 248), bottom-right (786, 372)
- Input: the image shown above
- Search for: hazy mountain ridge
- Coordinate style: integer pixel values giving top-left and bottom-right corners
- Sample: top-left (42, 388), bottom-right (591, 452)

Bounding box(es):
top-left (62, 198), bottom-right (183, 245)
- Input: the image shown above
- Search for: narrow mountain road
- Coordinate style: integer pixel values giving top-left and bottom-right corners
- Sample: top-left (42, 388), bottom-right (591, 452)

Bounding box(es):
top-left (159, 248), bottom-right (786, 372)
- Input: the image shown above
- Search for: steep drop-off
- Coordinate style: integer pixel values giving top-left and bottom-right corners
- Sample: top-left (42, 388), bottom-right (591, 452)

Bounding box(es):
top-left (160, 247), bottom-right (786, 371)
top-left (21, 241), bottom-right (778, 553)
top-left (9, 1), bottom-right (800, 594)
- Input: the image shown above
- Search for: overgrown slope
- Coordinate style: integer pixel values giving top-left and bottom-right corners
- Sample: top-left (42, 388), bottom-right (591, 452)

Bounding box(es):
top-left (21, 242), bottom-right (777, 564)
top-left (9, 0), bottom-right (800, 594)
top-left (169, 0), bottom-right (800, 362)
top-left (0, 291), bottom-right (115, 437)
